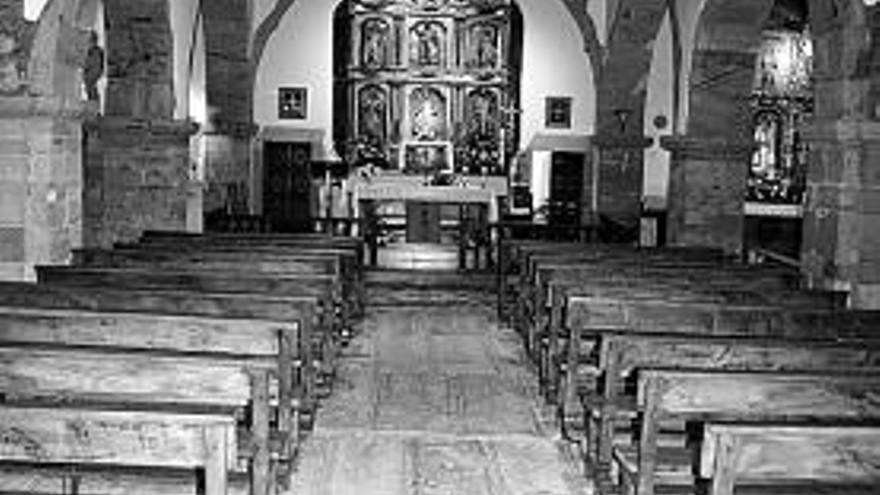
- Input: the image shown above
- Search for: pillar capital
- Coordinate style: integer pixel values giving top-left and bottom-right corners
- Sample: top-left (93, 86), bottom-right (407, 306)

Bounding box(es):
top-left (801, 119), bottom-right (880, 143)
top-left (84, 117), bottom-right (200, 137)
top-left (0, 96), bottom-right (95, 121)
top-left (204, 118), bottom-right (260, 138)
top-left (592, 133), bottom-right (653, 150)
top-left (660, 135), bottom-right (754, 160)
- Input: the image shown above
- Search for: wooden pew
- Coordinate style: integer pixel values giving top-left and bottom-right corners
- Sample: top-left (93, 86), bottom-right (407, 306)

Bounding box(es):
top-left (0, 282), bottom-right (321, 419)
top-left (542, 283), bottom-right (844, 408)
top-left (0, 405), bottom-right (238, 495)
top-left (134, 231), bottom-right (365, 313)
top-left (555, 290), bottom-right (872, 397)
top-left (0, 344), bottom-right (280, 494)
top-left (0, 306), bottom-right (300, 493)
top-left (614, 368), bottom-right (880, 495)
top-left (34, 265), bottom-right (351, 347)
top-left (73, 246), bottom-right (363, 320)
top-left (580, 332), bottom-right (880, 467)
top-left (139, 229), bottom-right (364, 261)
top-left (519, 261), bottom-right (823, 364)
top-left (699, 423), bottom-right (880, 495)
top-left (502, 244), bottom-right (732, 323)
top-left (35, 265), bottom-right (343, 383)
top-left (0, 464), bottom-right (250, 495)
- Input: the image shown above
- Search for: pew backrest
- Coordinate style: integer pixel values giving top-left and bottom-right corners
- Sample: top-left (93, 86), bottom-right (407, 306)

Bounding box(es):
top-left (700, 423), bottom-right (880, 495)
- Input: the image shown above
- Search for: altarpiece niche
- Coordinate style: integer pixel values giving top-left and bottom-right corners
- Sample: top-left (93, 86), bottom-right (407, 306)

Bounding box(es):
top-left (334, 0), bottom-right (522, 176)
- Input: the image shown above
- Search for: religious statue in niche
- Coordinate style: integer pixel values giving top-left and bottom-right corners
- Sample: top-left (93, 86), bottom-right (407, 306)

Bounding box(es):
top-left (410, 86), bottom-right (447, 141)
top-left (466, 88), bottom-right (499, 137)
top-left (361, 18), bottom-right (390, 69)
top-left (358, 84), bottom-right (388, 145)
top-left (82, 31), bottom-right (105, 104)
top-left (457, 89), bottom-right (501, 174)
top-left (409, 21), bottom-right (445, 68)
top-left (470, 23), bottom-right (498, 69)
top-left (405, 144), bottom-right (449, 175)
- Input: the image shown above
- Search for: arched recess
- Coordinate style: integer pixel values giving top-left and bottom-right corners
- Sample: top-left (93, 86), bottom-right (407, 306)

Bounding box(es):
top-left (685, 0), bottom-right (776, 140)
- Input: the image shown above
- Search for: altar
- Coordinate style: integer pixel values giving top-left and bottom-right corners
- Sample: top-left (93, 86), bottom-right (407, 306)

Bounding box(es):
top-left (351, 173), bottom-right (508, 266)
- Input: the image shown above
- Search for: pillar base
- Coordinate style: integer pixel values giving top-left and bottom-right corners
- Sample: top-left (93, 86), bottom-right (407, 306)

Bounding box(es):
top-left (590, 133), bottom-right (653, 237)
top-left (83, 116), bottom-right (199, 247)
top-left (661, 135), bottom-right (754, 255)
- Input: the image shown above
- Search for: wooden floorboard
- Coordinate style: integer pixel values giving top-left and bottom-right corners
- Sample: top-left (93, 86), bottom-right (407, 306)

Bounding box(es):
top-left (285, 274), bottom-right (591, 495)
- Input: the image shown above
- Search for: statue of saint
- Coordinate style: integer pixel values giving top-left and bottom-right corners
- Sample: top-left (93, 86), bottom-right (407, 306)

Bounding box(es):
top-left (362, 20), bottom-right (387, 68)
top-left (411, 22), bottom-right (443, 67)
top-left (83, 31), bottom-right (104, 103)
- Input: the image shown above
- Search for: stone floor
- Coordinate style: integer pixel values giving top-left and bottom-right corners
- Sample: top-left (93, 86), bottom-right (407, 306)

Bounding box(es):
top-left (286, 272), bottom-right (591, 495)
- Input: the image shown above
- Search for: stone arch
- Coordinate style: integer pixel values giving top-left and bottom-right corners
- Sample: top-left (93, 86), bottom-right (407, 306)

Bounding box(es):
top-left (27, 0), bottom-right (101, 101)
top-left (559, 0), bottom-right (604, 89)
top-left (593, 0), bottom-right (669, 137)
top-left (685, 0), bottom-right (777, 140)
top-left (685, 0), bottom-right (871, 138)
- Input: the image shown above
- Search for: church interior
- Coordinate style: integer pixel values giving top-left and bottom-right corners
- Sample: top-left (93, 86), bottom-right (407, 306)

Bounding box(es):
top-left (1, 0), bottom-right (880, 494)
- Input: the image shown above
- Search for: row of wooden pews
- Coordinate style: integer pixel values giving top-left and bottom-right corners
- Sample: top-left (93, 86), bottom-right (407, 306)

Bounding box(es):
top-left (498, 240), bottom-right (880, 495)
top-left (0, 230), bottom-right (364, 495)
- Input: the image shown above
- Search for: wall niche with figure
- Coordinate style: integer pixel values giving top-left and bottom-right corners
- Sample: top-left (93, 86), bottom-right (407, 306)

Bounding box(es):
top-left (333, 0), bottom-right (523, 176)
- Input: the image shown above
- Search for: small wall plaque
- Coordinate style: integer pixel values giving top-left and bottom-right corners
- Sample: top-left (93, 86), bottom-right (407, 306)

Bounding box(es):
top-left (279, 87), bottom-right (307, 120)
top-left (545, 96), bottom-right (572, 129)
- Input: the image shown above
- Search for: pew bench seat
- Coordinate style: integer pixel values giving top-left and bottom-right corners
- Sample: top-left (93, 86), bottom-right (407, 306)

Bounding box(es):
top-left (0, 406), bottom-right (239, 495)
top-left (698, 423), bottom-right (880, 495)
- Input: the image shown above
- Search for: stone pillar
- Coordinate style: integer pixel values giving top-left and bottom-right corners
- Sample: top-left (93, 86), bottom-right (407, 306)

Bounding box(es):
top-left (202, 0), bottom-right (255, 217)
top-left (662, 136), bottom-right (753, 254)
top-left (83, 117), bottom-right (199, 247)
top-left (800, 120), bottom-right (880, 308)
top-left (0, 97), bottom-right (85, 281)
top-left (203, 121), bottom-right (258, 216)
top-left (589, 134), bottom-right (652, 235)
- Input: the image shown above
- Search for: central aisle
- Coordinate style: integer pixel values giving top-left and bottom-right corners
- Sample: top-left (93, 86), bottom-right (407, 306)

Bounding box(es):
top-left (288, 272), bottom-right (590, 495)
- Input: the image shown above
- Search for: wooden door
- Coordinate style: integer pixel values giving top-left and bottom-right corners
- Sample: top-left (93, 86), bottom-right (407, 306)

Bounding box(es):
top-left (549, 151), bottom-right (584, 226)
top-left (406, 201), bottom-right (441, 243)
top-left (263, 142), bottom-right (312, 233)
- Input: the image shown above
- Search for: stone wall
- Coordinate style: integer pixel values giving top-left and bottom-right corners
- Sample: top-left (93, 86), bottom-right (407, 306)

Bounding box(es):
top-left (79, 0), bottom-right (197, 248)
top-left (0, 97), bottom-right (83, 281)
top-left (202, 0), bottom-right (254, 215)
top-left (663, 136), bottom-right (752, 254)
top-left (83, 118), bottom-right (196, 247)
top-left (593, 135), bottom-right (652, 234)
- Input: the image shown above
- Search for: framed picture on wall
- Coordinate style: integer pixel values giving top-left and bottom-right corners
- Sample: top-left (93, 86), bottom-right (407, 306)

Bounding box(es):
top-left (279, 87), bottom-right (308, 119)
top-left (545, 96), bottom-right (572, 129)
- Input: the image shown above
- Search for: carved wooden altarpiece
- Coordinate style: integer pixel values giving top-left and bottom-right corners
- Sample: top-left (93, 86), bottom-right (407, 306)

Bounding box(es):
top-left (341, 0), bottom-right (518, 176)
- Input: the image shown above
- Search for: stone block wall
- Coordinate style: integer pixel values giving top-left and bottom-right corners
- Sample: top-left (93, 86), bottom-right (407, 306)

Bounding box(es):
top-left (593, 135), bottom-right (651, 233)
top-left (83, 118), bottom-right (196, 247)
top-left (103, 0), bottom-right (174, 119)
top-left (801, 120), bottom-right (880, 308)
top-left (663, 136), bottom-right (752, 254)
top-left (202, 0), bottom-right (255, 216)
top-left (0, 98), bottom-right (83, 281)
